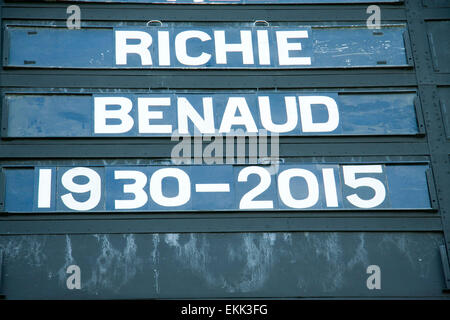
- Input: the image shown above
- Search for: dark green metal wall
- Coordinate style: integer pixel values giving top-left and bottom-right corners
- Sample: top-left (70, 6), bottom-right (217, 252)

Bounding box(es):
top-left (0, 0), bottom-right (449, 299)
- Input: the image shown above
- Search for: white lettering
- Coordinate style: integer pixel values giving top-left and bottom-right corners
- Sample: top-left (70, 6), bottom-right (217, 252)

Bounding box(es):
top-left (175, 30), bottom-right (212, 66)
top-left (256, 30), bottom-right (271, 65)
top-left (276, 30), bottom-right (311, 66)
top-left (259, 96), bottom-right (298, 133)
top-left (149, 168), bottom-right (190, 207)
top-left (278, 168), bottom-right (319, 208)
top-left (219, 97), bottom-right (258, 133)
top-left (114, 170), bottom-right (148, 209)
top-left (115, 30), bottom-right (152, 65)
top-left (138, 97), bottom-right (172, 134)
top-left (299, 96), bottom-right (339, 133)
top-left (94, 97), bottom-right (134, 134)
top-left (158, 30), bottom-right (171, 66)
top-left (215, 30), bottom-right (254, 65)
top-left (177, 97), bottom-right (215, 134)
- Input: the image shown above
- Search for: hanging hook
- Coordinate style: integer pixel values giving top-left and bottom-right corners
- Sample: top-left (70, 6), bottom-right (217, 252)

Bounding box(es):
top-left (253, 20), bottom-right (269, 27)
top-left (146, 20), bottom-right (163, 27)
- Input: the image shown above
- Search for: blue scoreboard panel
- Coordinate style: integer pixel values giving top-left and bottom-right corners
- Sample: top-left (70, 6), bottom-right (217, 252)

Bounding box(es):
top-left (5, 25), bottom-right (408, 69)
top-left (4, 91), bottom-right (420, 137)
top-left (3, 163), bottom-right (432, 213)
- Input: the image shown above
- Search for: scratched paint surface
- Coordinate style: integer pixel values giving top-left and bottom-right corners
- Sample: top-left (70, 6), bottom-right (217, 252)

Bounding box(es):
top-left (0, 232), bottom-right (444, 299)
top-left (5, 92), bottom-right (418, 137)
top-left (5, 25), bottom-right (407, 69)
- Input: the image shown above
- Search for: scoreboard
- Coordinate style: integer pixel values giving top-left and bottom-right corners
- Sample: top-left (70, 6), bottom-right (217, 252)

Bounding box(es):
top-left (0, 0), bottom-right (449, 300)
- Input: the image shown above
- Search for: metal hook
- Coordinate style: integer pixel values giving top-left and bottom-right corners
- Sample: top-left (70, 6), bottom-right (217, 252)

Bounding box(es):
top-left (253, 20), bottom-right (269, 27)
top-left (146, 20), bottom-right (163, 27)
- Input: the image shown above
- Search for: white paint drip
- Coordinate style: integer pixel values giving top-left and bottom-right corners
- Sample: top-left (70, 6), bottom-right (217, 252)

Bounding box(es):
top-left (304, 232), bottom-right (345, 292)
top-left (164, 234), bottom-right (180, 247)
top-left (83, 234), bottom-right (143, 294)
top-left (347, 233), bottom-right (369, 269)
top-left (235, 233), bottom-right (276, 292)
top-left (0, 236), bottom-right (48, 267)
top-left (163, 233), bottom-right (276, 293)
top-left (282, 233), bottom-right (292, 245)
top-left (152, 234), bottom-right (160, 294)
top-left (58, 235), bottom-right (75, 284)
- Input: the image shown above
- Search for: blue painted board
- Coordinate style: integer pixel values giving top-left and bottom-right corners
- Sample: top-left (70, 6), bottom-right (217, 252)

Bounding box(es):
top-left (2, 163), bottom-right (433, 213)
top-left (5, 92), bottom-right (419, 137)
top-left (5, 25), bottom-right (407, 69)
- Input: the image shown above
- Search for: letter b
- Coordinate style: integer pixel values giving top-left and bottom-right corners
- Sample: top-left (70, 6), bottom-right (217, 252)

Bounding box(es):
top-left (94, 97), bottom-right (134, 134)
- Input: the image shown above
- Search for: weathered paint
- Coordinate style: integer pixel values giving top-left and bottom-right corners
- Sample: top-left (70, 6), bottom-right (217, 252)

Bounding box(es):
top-left (4, 25), bottom-right (407, 69)
top-left (1, 0), bottom-right (449, 301)
top-left (2, 163), bottom-right (432, 212)
top-left (0, 232), bottom-right (445, 299)
top-left (4, 91), bottom-right (419, 137)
